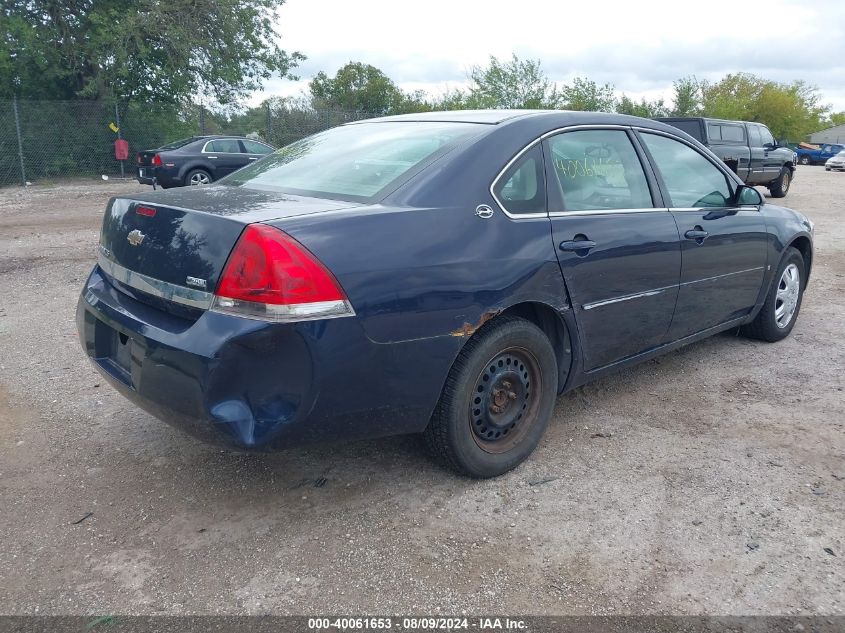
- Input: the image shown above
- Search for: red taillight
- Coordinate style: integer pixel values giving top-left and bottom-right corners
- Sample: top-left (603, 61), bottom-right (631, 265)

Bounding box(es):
top-left (212, 224), bottom-right (353, 322)
top-left (151, 153), bottom-right (162, 166)
top-left (136, 205), bottom-right (156, 217)
top-left (136, 153), bottom-right (142, 165)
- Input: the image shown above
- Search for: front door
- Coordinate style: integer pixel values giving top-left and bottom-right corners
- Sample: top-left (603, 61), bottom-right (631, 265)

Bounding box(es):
top-left (637, 131), bottom-right (767, 340)
top-left (542, 128), bottom-right (682, 370)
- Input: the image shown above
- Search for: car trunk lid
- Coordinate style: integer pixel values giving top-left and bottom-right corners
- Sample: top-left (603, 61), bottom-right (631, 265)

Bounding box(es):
top-left (98, 185), bottom-right (360, 313)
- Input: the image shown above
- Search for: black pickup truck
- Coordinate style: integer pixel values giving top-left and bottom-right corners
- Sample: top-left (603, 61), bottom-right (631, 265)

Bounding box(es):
top-left (656, 117), bottom-right (797, 198)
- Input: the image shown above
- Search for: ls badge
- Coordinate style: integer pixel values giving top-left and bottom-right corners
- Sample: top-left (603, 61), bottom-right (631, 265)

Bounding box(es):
top-left (127, 229), bottom-right (146, 246)
top-left (186, 276), bottom-right (208, 289)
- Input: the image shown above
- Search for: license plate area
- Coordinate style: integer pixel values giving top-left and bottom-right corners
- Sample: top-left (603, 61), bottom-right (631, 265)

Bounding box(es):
top-left (95, 322), bottom-right (135, 387)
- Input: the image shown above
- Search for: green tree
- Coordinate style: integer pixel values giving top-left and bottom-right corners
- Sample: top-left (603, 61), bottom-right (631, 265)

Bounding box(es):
top-left (1, 0), bottom-right (304, 102)
top-left (701, 73), bottom-right (828, 139)
top-left (459, 55), bottom-right (563, 109)
top-left (309, 62), bottom-right (429, 114)
top-left (670, 76), bottom-right (704, 116)
top-left (826, 111), bottom-right (845, 127)
top-left (560, 78), bottom-right (616, 112)
top-left (616, 94), bottom-right (668, 118)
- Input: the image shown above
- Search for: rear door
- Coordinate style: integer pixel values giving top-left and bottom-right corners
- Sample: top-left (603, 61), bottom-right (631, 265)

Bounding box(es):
top-left (637, 131), bottom-right (766, 339)
top-left (540, 127), bottom-right (681, 370)
top-left (240, 139), bottom-right (274, 165)
top-left (203, 138), bottom-right (249, 177)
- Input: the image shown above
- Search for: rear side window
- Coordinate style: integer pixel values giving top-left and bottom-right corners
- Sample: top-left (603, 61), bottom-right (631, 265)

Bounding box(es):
top-left (721, 125), bottom-right (745, 142)
top-left (242, 140), bottom-right (274, 154)
top-left (225, 121), bottom-right (485, 202)
top-left (640, 133), bottom-right (733, 208)
top-left (665, 120), bottom-right (704, 141)
top-left (546, 129), bottom-right (653, 211)
top-left (707, 124), bottom-right (722, 142)
top-left (206, 139), bottom-right (242, 153)
top-left (493, 145), bottom-right (546, 215)
top-left (747, 125), bottom-right (763, 147)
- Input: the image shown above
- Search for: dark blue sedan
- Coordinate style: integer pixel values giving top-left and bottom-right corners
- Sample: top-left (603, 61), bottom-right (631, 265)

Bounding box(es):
top-left (78, 110), bottom-right (814, 477)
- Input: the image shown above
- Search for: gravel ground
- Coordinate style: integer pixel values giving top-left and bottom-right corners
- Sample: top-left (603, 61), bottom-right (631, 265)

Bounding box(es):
top-left (0, 170), bottom-right (843, 616)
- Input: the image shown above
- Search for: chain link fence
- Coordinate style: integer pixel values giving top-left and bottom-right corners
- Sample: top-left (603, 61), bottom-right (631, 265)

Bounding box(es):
top-left (0, 99), bottom-right (378, 187)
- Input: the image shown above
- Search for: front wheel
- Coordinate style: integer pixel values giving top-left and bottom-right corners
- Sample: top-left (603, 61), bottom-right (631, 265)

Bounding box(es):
top-left (742, 247), bottom-right (805, 342)
top-left (424, 316), bottom-right (558, 478)
top-left (768, 167), bottom-right (792, 198)
top-left (799, 155), bottom-right (811, 165)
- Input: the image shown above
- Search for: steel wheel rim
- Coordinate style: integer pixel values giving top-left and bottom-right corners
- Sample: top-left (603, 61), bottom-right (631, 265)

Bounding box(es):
top-left (775, 263), bottom-right (800, 328)
top-left (468, 346), bottom-right (542, 454)
top-left (190, 173), bottom-right (209, 185)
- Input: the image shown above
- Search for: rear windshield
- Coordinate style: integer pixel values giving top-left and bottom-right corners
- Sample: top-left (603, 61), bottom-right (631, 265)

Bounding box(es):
top-left (157, 137), bottom-right (202, 150)
top-left (665, 120), bottom-right (703, 141)
top-left (223, 122), bottom-right (486, 202)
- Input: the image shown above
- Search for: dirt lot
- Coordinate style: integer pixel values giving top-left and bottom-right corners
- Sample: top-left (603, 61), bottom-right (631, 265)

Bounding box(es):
top-left (0, 170), bottom-right (843, 616)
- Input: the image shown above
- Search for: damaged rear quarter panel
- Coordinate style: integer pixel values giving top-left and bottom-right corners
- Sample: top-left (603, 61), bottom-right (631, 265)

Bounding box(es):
top-left (276, 204), bottom-right (568, 346)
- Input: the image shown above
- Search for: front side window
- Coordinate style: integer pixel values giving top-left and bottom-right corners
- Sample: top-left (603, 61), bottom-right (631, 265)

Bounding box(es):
top-left (546, 129), bottom-right (653, 211)
top-left (493, 145), bottom-right (546, 215)
top-left (758, 126), bottom-right (775, 147)
top-left (640, 133), bottom-right (733, 208)
top-left (224, 121), bottom-right (485, 202)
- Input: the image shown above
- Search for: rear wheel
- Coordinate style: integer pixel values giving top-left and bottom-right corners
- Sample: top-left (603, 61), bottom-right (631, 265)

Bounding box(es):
top-left (424, 316), bottom-right (558, 478)
top-left (768, 167), bottom-right (791, 198)
top-left (186, 169), bottom-right (212, 186)
top-left (742, 247), bottom-right (805, 342)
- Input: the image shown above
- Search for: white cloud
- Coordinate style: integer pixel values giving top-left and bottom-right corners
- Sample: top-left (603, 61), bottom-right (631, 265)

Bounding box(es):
top-left (250, 0), bottom-right (845, 111)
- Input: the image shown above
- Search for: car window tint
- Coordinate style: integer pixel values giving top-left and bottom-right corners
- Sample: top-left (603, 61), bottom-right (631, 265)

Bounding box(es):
top-left (721, 125), bottom-right (745, 142)
top-left (707, 124), bottom-right (722, 141)
top-left (748, 125), bottom-right (762, 146)
top-left (224, 121), bottom-right (485, 202)
top-left (641, 133), bottom-right (733, 208)
top-left (546, 129), bottom-right (653, 211)
top-left (493, 145), bottom-right (546, 215)
top-left (242, 140), bottom-right (273, 154)
top-left (207, 139), bottom-right (242, 153)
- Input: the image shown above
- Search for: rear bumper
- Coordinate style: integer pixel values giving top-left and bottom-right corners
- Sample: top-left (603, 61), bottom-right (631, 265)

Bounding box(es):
top-left (136, 167), bottom-right (181, 187)
top-left (76, 266), bottom-right (449, 450)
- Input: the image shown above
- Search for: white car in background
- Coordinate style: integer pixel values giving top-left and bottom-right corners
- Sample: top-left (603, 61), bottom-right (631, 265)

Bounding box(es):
top-left (825, 150), bottom-right (845, 171)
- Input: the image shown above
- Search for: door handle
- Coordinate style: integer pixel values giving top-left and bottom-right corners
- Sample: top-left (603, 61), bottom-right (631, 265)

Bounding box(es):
top-left (559, 239), bottom-right (596, 252)
top-left (248, 157), bottom-right (258, 160)
top-left (684, 228), bottom-right (709, 242)
top-left (207, 156), bottom-right (218, 159)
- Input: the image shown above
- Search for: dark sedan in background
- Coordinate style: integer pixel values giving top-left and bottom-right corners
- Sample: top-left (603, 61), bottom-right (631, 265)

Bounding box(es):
top-left (136, 135), bottom-right (275, 188)
top-left (80, 110), bottom-right (813, 478)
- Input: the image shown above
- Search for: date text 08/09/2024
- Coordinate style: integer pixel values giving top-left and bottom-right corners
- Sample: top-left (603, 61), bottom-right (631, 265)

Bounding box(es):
top-left (307, 617), bottom-right (528, 630)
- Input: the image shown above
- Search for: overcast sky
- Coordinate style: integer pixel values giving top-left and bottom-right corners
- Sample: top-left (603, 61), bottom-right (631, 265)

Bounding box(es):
top-left (254, 0), bottom-right (845, 113)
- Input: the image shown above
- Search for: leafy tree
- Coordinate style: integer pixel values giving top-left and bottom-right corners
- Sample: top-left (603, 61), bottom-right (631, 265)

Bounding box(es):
top-left (1, 0), bottom-right (304, 102)
top-left (616, 94), bottom-right (668, 118)
top-left (827, 112), bottom-right (845, 127)
top-left (459, 55), bottom-right (563, 109)
top-left (309, 62), bottom-right (430, 115)
top-left (701, 73), bottom-right (828, 139)
top-left (560, 78), bottom-right (616, 112)
top-left (670, 76), bottom-right (704, 116)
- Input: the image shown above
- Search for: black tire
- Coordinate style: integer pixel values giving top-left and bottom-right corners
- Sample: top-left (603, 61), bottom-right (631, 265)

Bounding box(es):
top-left (768, 167), bottom-right (792, 198)
top-left (742, 247), bottom-right (805, 342)
top-left (185, 169), bottom-right (212, 186)
top-left (424, 316), bottom-right (558, 478)
top-left (799, 155), bottom-right (811, 166)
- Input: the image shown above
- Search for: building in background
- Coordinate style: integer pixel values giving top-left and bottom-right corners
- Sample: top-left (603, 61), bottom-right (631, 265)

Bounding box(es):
top-left (809, 124), bottom-right (845, 144)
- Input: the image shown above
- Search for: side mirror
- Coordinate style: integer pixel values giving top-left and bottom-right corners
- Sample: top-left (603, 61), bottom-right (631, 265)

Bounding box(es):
top-left (736, 185), bottom-right (763, 206)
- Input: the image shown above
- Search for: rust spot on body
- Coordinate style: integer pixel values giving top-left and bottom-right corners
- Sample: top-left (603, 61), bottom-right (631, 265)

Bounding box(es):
top-left (451, 308), bottom-right (503, 337)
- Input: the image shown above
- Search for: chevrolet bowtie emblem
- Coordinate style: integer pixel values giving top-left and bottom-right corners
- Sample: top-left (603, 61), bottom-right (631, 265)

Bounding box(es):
top-left (127, 229), bottom-right (146, 246)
